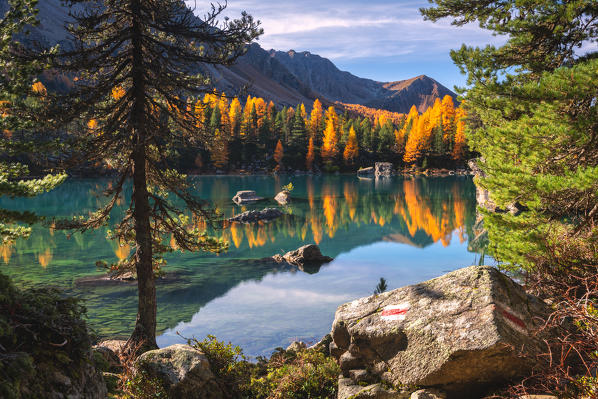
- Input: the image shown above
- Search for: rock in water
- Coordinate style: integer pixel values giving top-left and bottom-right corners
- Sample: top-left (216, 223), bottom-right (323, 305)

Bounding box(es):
top-left (330, 266), bottom-right (551, 398)
top-left (227, 208), bottom-right (284, 223)
top-left (232, 190), bottom-right (263, 204)
top-left (375, 162), bottom-right (394, 177)
top-left (357, 166), bottom-right (375, 176)
top-left (272, 244), bottom-right (333, 267)
top-left (135, 344), bottom-right (224, 399)
top-left (274, 190), bottom-right (291, 205)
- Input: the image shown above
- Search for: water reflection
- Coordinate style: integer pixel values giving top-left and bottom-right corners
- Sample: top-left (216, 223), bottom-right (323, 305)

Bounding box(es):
top-left (0, 175), bottom-right (480, 353)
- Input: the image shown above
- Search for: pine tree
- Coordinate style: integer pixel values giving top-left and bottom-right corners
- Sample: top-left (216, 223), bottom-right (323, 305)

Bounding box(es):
top-left (47, 0), bottom-right (261, 352)
top-left (0, 0), bottom-right (66, 244)
top-left (288, 105), bottom-right (307, 167)
top-left (451, 107), bottom-right (466, 162)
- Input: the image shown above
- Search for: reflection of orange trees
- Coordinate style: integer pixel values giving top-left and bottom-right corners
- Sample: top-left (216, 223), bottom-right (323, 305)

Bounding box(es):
top-left (115, 242), bottom-right (131, 261)
top-left (343, 182), bottom-right (358, 221)
top-left (322, 186), bottom-right (338, 238)
top-left (1, 242), bottom-right (13, 264)
top-left (230, 223), bottom-right (243, 248)
top-left (396, 180), bottom-right (455, 246)
top-left (38, 248), bottom-right (53, 268)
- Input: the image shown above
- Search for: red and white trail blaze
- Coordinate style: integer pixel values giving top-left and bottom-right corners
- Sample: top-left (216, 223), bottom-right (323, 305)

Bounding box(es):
top-left (381, 303), bottom-right (410, 321)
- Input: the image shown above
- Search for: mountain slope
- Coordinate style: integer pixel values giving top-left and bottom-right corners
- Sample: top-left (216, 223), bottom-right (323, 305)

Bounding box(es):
top-left (1, 0), bottom-right (456, 113)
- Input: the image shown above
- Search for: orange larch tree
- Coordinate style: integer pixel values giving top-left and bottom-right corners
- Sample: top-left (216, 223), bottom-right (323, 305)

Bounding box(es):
top-left (343, 125), bottom-right (359, 165)
top-left (321, 117), bottom-right (338, 164)
top-left (274, 139), bottom-right (284, 170)
top-left (452, 107), bottom-right (467, 161)
top-left (309, 99), bottom-right (324, 139)
top-left (306, 137), bottom-right (315, 170)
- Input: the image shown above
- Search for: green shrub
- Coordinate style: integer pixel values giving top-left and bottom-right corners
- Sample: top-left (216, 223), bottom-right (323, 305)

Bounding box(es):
top-left (249, 348), bottom-right (340, 399)
top-left (0, 272), bottom-right (94, 398)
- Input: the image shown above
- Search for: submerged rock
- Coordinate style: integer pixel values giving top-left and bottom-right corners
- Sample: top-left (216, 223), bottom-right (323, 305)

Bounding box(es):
top-left (232, 190), bottom-right (263, 205)
top-left (135, 344), bottom-right (224, 399)
top-left (227, 208), bottom-right (284, 224)
top-left (330, 265), bottom-right (551, 398)
top-left (274, 190), bottom-right (291, 205)
top-left (272, 244), bottom-right (333, 267)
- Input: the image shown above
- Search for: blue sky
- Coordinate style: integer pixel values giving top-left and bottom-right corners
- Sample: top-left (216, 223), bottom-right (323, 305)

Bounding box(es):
top-left (187, 0), bottom-right (504, 91)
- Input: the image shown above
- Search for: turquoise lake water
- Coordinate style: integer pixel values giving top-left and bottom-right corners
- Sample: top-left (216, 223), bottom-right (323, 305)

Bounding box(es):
top-left (0, 174), bottom-right (487, 357)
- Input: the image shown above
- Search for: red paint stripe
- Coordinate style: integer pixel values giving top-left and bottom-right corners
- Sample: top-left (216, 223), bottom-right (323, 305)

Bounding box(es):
top-left (381, 308), bottom-right (408, 317)
top-left (500, 308), bottom-right (526, 330)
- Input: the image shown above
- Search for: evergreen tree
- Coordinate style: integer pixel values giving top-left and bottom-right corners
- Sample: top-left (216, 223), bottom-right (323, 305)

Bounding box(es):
top-left (47, 0), bottom-right (260, 352)
top-left (288, 105), bottom-right (307, 167)
top-left (0, 0), bottom-right (65, 244)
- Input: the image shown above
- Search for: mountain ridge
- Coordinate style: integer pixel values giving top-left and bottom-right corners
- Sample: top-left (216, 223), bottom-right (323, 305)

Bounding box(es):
top-left (1, 0), bottom-right (457, 113)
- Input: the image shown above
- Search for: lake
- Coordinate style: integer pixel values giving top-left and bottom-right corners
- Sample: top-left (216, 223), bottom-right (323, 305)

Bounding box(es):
top-left (0, 174), bottom-right (486, 357)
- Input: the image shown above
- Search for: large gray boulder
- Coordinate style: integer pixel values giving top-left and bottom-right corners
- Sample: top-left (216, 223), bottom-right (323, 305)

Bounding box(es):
top-left (375, 162), bottom-right (394, 177)
top-left (232, 190), bottom-right (263, 205)
top-left (135, 344), bottom-right (224, 399)
top-left (330, 266), bottom-right (550, 398)
top-left (227, 208), bottom-right (284, 223)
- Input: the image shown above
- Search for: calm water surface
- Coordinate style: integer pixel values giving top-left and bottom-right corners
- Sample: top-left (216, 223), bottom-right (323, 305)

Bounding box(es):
top-left (1, 175), bottom-right (485, 357)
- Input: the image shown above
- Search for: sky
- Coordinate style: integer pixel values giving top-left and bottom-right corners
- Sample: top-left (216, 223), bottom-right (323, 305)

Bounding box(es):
top-left (187, 0), bottom-right (504, 91)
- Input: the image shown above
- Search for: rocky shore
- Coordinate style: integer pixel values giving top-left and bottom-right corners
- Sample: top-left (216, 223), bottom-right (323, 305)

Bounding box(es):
top-left (88, 263), bottom-right (561, 399)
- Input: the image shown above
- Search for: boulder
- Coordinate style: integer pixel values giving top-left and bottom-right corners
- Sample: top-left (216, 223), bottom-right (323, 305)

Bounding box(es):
top-left (358, 166), bottom-right (375, 176)
top-left (286, 341), bottom-right (307, 352)
top-left (227, 208), bottom-right (284, 224)
top-left (375, 162), bottom-right (394, 177)
top-left (411, 389), bottom-right (447, 399)
top-left (93, 340), bottom-right (125, 373)
top-left (272, 244), bottom-right (333, 267)
top-left (338, 376), bottom-right (410, 399)
top-left (135, 344), bottom-right (224, 399)
top-left (232, 190), bottom-right (263, 204)
top-left (274, 190), bottom-right (291, 205)
top-left (330, 266), bottom-right (551, 398)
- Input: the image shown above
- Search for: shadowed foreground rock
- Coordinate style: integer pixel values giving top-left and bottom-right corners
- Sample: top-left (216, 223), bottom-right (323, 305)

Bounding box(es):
top-left (272, 244), bottom-right (333, 267)
top-left (331, 266), bottom-right (551, 399)
top-left (227, 208), bottom-right (283, 223)
top-left (135, 344), bottom-right (224, 399)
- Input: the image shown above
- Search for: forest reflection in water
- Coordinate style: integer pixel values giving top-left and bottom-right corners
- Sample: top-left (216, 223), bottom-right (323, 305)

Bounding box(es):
top-left (0, 175), bottom-right (483, 354)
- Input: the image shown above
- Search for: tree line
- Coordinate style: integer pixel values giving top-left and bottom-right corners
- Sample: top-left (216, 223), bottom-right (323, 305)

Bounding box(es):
top-left (184, 93), bottom-right (467, 172)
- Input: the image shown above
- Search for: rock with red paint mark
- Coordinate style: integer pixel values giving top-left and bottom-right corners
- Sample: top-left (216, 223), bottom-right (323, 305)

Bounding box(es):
top-left (331, 266), bottom-right (551, 399)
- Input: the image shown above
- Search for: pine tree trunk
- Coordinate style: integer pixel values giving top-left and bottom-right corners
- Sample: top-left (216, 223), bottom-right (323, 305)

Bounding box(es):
top-left (126, 0), bottom-right (157, 354)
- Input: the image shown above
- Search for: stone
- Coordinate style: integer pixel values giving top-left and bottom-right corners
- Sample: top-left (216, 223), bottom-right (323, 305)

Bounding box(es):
top-left (232, 190), bottom-right (263, 204)
top-left (135, 344), bottom-right (224, 399)
top-left (286, 341), bottom-right (307, 352)
top-left (338, 377), bottom-right (409, 399)
top-left (274, 190), bottom-right (291, 205)
top-left (410, 389), bottom-right (447, 399)
top-left (330, 266), bottom-right (551, 397)
top-left (358, 166), bottom-right (375, 176)
top-left (308, 333), bottom-right (333, 355)
top-left (92, 343), bottom-right (122, 373)
top-left (375, 162), bottom-right (394, 177)
top-left (227, 208), bottom-right (284, 224)
top-left (271, 244), bottom-right (333, 267)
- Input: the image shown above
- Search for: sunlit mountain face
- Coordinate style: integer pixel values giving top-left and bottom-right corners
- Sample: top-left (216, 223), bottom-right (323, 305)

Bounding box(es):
top-left (0, 175), bottom-right (485, 356)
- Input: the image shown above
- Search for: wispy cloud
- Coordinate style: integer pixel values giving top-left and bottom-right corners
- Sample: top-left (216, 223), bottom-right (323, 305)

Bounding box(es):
top-left (186, 0), bottom-right (504, 87)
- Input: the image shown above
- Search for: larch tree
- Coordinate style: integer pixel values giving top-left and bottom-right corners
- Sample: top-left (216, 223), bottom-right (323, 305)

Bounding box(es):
top-left (451, 107), bottom-right (466, 162)
top-left (0, 0), bottom-right (66, 244)
top-left (46, 0), bottom-right (261, 352)
top-left (305, 137), bottom-right (315, 171)
top-left (343, 125), bottom-right (359, 165)
top-left (273, 139), bottom-right (284, 170)
top-left (321, 117), bottom-right (338, 165)
top-left (309, 99), bottom-right (323, 140)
